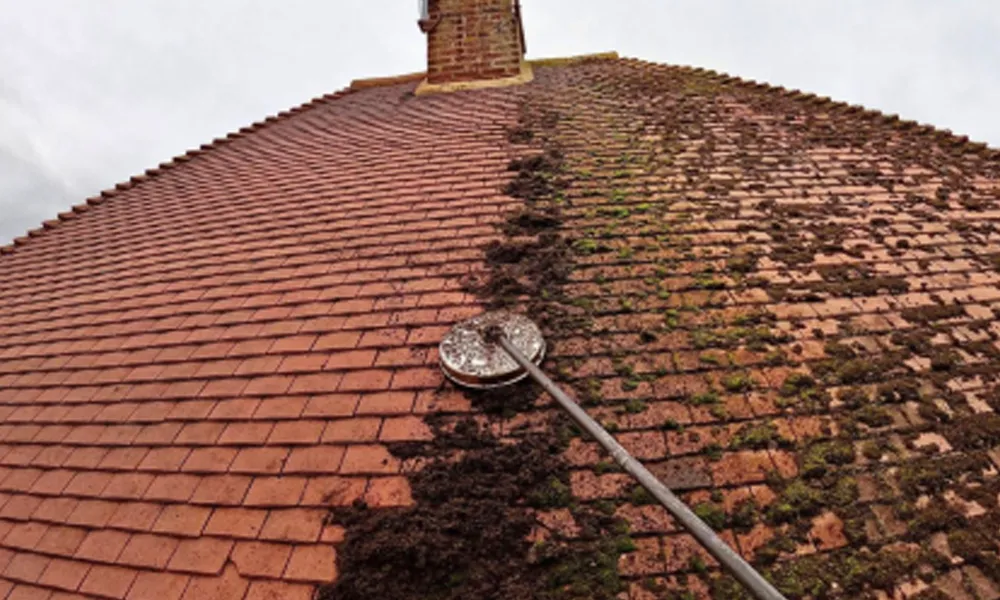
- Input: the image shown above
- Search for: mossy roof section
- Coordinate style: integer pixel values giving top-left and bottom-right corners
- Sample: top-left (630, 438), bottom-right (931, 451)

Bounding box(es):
top-left (523, 57), bottom-right (1000, 599)
top-left (0, 54), bottom-right (999, 599)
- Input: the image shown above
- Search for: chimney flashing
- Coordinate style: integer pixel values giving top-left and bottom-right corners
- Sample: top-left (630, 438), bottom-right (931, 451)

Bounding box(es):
top-left (415, 62), bottom-right (533, 96)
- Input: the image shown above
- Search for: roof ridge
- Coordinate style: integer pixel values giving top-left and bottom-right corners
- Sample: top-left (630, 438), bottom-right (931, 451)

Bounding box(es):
top-left (0, 85), bottom-right (359, 257)
top-left (618, 55), bottom-right (1000, 165)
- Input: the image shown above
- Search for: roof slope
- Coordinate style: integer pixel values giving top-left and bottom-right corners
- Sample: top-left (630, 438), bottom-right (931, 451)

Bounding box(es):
top-left (2, 55), bottom-right (1000, 599)
top-left (0, 80), bottom-right (521, 598)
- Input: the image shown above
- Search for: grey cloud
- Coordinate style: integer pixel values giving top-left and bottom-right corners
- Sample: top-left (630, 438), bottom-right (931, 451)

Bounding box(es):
top-left (1, 1), bottom-right (998, 245)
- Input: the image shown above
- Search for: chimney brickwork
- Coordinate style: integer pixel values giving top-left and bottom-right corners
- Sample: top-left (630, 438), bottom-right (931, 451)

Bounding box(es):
top-left (425, 0), bottom-right (525, 84)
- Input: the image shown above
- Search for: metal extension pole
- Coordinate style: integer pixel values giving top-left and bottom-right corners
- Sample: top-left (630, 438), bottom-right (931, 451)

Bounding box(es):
top-left (497, 336), bottom-right (788, 600)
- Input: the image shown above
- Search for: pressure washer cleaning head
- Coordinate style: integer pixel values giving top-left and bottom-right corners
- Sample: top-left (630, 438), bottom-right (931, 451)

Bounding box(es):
top-left (438, 311), bottom-right (545, 389)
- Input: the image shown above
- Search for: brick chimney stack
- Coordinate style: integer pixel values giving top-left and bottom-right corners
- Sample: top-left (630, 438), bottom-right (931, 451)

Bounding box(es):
top-left (421, 0), bottom-right (526, 85)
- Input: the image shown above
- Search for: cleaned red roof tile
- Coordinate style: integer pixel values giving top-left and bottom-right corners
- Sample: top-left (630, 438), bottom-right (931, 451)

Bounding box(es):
top-left (34, 525), bottom-right (86, 556)
top-left (244, 580), bottom-right (315, 600)
top-left (362, 476), bottom-right (414, 508)
top-left (179, 564), bottom-right (247, 600)
top-left (258, 508), bottom-right (325, 543)
top-left (102, 473), bottom-right (154, 500)
top-left (118, 533), bottom-right (179, 569)
top-left (300, 476), bottom-right (366, 508)
top-left (283, 544), bottom-right (336, 583)
top-left (338, 444), bottom-right (399, 475)
top-left (267, 420), bottom-right (325, 445)
top-left (125, 571), bottom-right (190, 600)
top-left (354, 391), bottom-right (415, 415)
top-left (106, 502), bottom-right (162, 532)
top-left (378, 415), bottom-right (433, 442)
top-left (3, 521), bottom-right (47, 550)
top-left (203, 507), bottom-right (268, 540)
top-left (229, 448), bottom-right (287, 475)
top-left (65, 500), bottom-right (117, 528)
top-left (74, 528), bottom-right (129, 563)
top-left (336, 370), bottom-right (392, 392)
top-left (283, 446), bottom-right (346, 474)
top-left (287, 373), bottom-right (342, 396)
top-left (151, 504), bottom-right (211, 537)
top-left (143, 474), bottom-right (199, 503)
top-left (243, 375), bottom-right (295, 396)
top-left (252, 397), bottom-right (307, 420)
top-left (167, 537), bottom-right (233, 575)
top-left (189, 475), bottom-right (252, 506)
top-left (79, 564), bottom-right (137, 599)
top-left (243, 477), bottom-right (307, 507)
top-left (0, 495), bottom-right (33, 521)
top-left (8, 584), bottom-right (54, 600)
top-left (4, 551), bottom-right (49, 583)
top-left (37, 557), bottom-right (90, 591)
top-left (231, 540), bottom-right (292, 578)
top-left (181, 447), bottom-right (237, 473)
top-left (312, 333), bottom-right (360, 352)
top-left (137, 447), bottom-right (189, 472)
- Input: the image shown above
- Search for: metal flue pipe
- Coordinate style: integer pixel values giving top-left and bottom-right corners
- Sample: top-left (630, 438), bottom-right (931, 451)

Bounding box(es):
top-left (496, 335), bottom-right (788, 600)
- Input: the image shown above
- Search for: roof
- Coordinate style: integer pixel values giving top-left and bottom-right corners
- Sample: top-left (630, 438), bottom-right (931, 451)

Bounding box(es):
top-left (1, 54), bottom-right (999, 600)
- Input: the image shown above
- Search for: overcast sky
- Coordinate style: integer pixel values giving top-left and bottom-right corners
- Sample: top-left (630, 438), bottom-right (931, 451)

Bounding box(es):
top-left (1, 1), bottom-right (998, 245)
